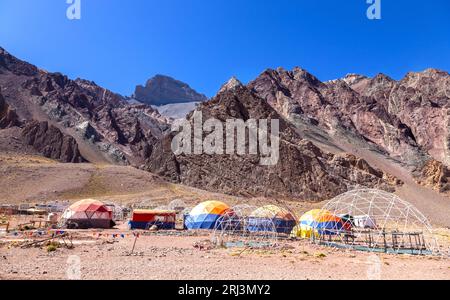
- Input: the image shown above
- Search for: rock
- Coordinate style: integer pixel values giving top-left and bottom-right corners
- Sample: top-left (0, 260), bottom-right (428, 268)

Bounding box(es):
top-left (146, 85), bottom-right (399, 201)
top-left (21, 121), bottom-right (85, 163)
top-left (0, 47), bottom-right (169, 166)
top-left (133, 74), bottom-right (208, 106)
top-left (248, 67), bottom-right (423, 165)
top-left (416, 159), bottom-right (450, 193)
top-left (0, 89), bottom-right (20, 128)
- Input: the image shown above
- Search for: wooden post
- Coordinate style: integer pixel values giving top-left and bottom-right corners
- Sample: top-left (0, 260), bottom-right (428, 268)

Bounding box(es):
top-left (408, 234), bottom-right (413, 251)
top-left (131, 234), bottom-right (139, 254)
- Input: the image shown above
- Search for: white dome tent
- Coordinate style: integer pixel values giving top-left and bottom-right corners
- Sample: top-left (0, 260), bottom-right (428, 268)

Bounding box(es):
top-left (311, 189), bottom-right (440, 255)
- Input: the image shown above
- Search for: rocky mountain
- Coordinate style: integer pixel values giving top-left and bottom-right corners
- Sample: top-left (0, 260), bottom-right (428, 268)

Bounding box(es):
top-left (145, 84), bottom-right (399, 200)
top-left (0, 47), bottom-right (169, 165)
top-left (133, 74), bottom-right (207, 106)
top-left (2, 46), bottom-right (450, 202)
top-left (247, 67), bottom-right (450, 194)
top-left (21, 121), bottom-right (85, 163)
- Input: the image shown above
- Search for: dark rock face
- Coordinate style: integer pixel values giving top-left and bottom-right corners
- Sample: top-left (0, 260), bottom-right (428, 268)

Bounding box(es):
top-left (0, 90), bottom-right (20, 129)
top-left (146, 86), bottom-right (398, 200)
top-left (133, 75), bottom-right (207, 106)
top-left (21, 121), bottom-right (85, 163)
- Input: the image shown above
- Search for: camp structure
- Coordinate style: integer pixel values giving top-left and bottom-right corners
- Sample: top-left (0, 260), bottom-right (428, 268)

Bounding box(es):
top-left (211, 205), bottom-right (279, 249)
top-left (293, 209), bottom-right (349, 239)
top-left (128, 209), bottom-right (176, 230)
top-left (314, 189), bottom-right (440, 255)
top-left (247, 205), bottom-right (297, 234)
top-left (185, 201), bottom-right (231, 230)
top-left (61, 199), bottom-right (113, 229)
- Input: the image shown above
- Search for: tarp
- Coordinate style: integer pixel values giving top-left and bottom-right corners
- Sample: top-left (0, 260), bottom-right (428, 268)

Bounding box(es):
top-left (185, 201), bottom-right (231, 230)
top-left (247, 205), bottom-right (297, 234)
top-left (129, 209), bottom-right (176, 230)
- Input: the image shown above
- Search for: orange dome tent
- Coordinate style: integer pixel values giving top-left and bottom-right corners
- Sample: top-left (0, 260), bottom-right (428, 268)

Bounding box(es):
top-left (185, 201), bottom-right (231, 230)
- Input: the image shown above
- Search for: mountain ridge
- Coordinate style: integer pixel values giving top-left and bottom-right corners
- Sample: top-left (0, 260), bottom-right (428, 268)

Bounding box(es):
top-left (1, 46), bottom-right (449, 206)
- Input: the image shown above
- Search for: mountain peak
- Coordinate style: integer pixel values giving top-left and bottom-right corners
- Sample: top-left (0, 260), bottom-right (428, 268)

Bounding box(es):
top-left (343, 73), bottom-right (368, 84)
top-left (218, 76), bottom-right (243, 94)
top-left (133, 75), bottom-right (207, 106)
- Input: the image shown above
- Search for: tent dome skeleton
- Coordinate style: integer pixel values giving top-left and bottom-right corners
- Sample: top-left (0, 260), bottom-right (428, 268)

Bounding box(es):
top-left (211, 205), bottom-right (278, 249)
top-left (247, 205), bottom-right (297, 235)
top-left (309, 189), bottom-right (439, 255)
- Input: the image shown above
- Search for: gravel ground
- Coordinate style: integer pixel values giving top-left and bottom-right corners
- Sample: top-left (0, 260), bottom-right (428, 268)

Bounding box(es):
top-left (1, 232), bottom-right (449, 280)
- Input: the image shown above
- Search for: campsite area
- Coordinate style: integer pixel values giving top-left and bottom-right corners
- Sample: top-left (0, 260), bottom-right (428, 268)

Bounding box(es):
top-left (1, 225), bottom-right (450, 280)
top-left (1, 154), bottom-right (450, 280)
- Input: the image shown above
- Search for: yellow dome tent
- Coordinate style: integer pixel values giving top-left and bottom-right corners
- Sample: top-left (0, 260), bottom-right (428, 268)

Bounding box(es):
top-left (292, 209), bottom-right (347, 239)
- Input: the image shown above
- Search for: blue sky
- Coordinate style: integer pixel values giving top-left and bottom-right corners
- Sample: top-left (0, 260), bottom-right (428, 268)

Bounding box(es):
top-left (1, 0), bottom-right (449, 97)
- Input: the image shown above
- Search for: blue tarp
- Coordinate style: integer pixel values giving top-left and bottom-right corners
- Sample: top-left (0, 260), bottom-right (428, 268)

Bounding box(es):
top-left (128, 221), bottom-right (175, 230)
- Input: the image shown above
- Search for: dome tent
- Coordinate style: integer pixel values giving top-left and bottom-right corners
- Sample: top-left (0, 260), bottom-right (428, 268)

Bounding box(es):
top-left (316, 189), bottom-right (439, 255)
top-left (185, 201), bottom-right (231, 230)
top-left (62, 199), bottom-right (113, 229)
top-left (247, 205), bottom-right (297, 234)
top-left (294, 209), bottom-right (349, 239)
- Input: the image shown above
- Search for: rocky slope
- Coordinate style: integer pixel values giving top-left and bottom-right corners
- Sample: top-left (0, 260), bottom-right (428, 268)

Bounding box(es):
top-left (2, 46), bottom-right (450, 202)
top-left (133, 74), bottom-right (207, 106)
top-left (415, 159), bottom-right (450, 193)
top-left (145, 85), bottom-right (399, 200)
top-left (248, 68), bottom-right (424, 164)
top-left (21, 121), bottom-right (85, 163)
top-left (0, 47), bottom-right (169, 166)
top-left (0, 90), bottom-right (20, 129)
top-left (248, 67), bottom-right (450, 189)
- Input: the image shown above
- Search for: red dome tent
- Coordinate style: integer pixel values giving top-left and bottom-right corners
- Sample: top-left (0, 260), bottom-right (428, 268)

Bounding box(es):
top-left (62, 199), bottom-right (113, 229)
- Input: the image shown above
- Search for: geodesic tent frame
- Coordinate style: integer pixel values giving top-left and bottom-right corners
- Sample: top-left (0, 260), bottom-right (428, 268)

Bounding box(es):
top-left (247, 205), bottom-right (297, 235)
top-left (309, 189), bottom-right (439, 255)
top-left (211, 205), bottom-right (279, 249)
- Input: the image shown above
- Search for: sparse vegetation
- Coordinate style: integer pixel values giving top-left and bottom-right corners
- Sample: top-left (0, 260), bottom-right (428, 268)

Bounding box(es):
top-left (46, 241), bottom-right (60, 253)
